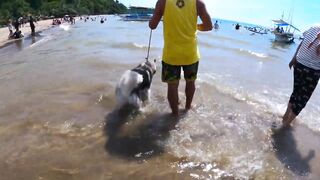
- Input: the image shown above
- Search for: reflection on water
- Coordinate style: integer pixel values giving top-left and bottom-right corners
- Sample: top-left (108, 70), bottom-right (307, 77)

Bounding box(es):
top-left (31, 36), bottom-right (36, 44)
top-left (14, 39), bottom-right (23, 50)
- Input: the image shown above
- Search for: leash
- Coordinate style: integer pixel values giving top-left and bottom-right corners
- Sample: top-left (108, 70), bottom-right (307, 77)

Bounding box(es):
top-left (145, 30), bottom-right (153, 61)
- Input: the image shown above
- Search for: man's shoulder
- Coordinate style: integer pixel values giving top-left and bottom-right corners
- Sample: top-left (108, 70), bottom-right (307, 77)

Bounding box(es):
top-left (196, 0), bottom-right (205, 11)
top-left (306, 26), bottom-right (320, 34)
top-left (156, 0), bottom-right (166, 9)
top-left (157, 0), bottom-right (166, 5)
top-left (196, 0), bottom-right (205, 6)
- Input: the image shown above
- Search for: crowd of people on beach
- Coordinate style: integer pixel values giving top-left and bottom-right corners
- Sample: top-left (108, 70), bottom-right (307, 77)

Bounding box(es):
top-left (80, 15), bottom-right (107, 24)
top-left (6, 15), bottom-right (78, 40)
top-left (5, 14), bottom-right (109, 41)
top-left (52, 15), bottom-right (76, 26)
top-left (6, 16), bottom-right (37, 40)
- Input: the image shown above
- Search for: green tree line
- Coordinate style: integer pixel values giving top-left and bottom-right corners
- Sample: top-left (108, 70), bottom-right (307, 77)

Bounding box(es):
top-left (0, 0), bottom-right (127, 25)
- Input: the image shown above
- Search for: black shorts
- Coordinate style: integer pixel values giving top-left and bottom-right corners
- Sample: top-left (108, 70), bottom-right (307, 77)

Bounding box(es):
top-left (289, 62), bottom-right (320, 115)
top-left (162, 61), bottom-right (199, 82)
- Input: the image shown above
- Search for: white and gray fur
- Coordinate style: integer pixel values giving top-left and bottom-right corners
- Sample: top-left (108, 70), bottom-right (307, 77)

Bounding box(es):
top-left (115, 60), bottom-right (157, 109)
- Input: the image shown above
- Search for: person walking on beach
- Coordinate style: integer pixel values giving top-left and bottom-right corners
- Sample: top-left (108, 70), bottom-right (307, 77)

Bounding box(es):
top-left (14, 19), bottom-right (20, 31)
top-left (7, 20), bottom-right (13, 38)
top-left (149, 0), bottom-right (213, 116)
top-left (283, 25), bottom-right (320, 127)
top-left (29, 16), bottom-right (36, 36)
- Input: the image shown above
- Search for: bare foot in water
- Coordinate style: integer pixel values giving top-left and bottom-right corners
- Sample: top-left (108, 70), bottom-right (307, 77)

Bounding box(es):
top-left (186, 103), bottom-right (197, 110)
top-left (271, 122), bottom-right (290, 133)
top-left (282, 112), bottom-right (296, 128)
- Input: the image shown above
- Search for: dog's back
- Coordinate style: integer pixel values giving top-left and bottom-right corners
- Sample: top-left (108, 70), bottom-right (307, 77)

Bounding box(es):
top-left (116, 70), bottom-right (143, 107)
top-left (115, 60), bottom-right (157, 109)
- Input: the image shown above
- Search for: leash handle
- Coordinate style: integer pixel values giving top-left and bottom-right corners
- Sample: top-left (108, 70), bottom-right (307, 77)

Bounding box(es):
top-left (146, 30), bottom-right (153, 61)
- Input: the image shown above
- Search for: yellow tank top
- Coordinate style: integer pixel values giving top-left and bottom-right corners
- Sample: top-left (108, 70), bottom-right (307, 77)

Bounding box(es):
top-left (163, 0), bottom-right (200, 65)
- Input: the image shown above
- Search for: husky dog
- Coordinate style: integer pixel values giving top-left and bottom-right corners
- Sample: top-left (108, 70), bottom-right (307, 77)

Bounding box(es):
top-left (116, 60), bottom-right (157, 109)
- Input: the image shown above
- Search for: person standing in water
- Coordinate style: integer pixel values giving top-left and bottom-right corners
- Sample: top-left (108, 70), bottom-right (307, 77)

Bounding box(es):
top-left (235, 23), bottom-right (240, 30)
top-left (283, 25), bottom-right (320, 127)
top-left (7, 20), bottom-right (13, 38)
top-left (149, 0), bottom-right (213, 116)
top-left (29, 16), bottom-right (36, 36)
top-left (214, 20), bottom-right (219, 29)
top-left (14, 19), bottom-right (20, 31)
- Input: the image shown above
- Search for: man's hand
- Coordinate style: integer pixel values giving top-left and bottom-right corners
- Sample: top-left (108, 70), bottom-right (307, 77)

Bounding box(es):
top-left (149, 0), bottom-right (165, 30)
top-left (289, 57), bottom-right (297, 69)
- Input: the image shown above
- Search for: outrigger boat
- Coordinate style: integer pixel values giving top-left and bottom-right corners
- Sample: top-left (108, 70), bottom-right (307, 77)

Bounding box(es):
top-left (120, 6), bottom-right (153, 22)
top-left (272, 19), bottom-right (300, 43)
top-left (121, 14), bottom-right (152, 22)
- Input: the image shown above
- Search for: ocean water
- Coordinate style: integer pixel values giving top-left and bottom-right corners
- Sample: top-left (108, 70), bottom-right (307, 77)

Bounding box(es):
top-left (0, 15), bottom-right (319, 179)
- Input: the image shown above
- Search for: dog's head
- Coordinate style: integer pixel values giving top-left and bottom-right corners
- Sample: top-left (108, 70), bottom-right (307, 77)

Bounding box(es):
top-left (140, 59), bottom-right (157, 75)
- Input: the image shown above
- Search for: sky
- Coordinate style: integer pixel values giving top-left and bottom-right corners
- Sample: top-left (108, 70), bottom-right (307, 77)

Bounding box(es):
top-left (119, 0), bottom-right (320, 31)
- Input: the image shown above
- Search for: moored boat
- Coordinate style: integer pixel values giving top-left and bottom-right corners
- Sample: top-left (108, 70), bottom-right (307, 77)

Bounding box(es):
top-left (272, 19), bottom-right (300, 43)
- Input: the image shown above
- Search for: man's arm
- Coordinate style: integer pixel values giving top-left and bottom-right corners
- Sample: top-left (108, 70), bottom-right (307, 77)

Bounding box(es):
top-left (316, 33), bottom-right (320, 56)
top-left (149, 0), bottom-right (165, 30)
top-left (197, 0), bottom-right (213, 31)
top-left (289, 41), bottom-right (303, 69)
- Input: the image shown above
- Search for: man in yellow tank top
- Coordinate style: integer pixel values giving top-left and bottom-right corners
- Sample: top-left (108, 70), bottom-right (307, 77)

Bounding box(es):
top-left (150, 0), bottom-right (212, 116)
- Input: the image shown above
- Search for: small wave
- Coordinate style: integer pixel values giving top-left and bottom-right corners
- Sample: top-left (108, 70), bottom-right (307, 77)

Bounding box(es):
top-left (110, 42), bottom-right (160, 50)
top-left (201, 34), bottom-right (250, 45)
top-left (198, 41), bottom-right (269, 60)
top-left (84, 40), bottom-right (106, 47)
top-left (198, 41), bottom-right (216, 48)
top-left (28, 35), bottom-right (54, 48)
top-left (198, 73), bottom-right (286, 113)
top-left (239, 49), bottom-right (268, 58)
top-left (198, 73), bottom-right (320, 133)
top-left (0, 61), bottom-right (25, 68)
top-left (59, 24), bottom-right (71, 31)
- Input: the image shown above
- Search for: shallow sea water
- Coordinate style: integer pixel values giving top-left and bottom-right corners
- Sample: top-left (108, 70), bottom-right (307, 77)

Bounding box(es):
top-left (0, 16), bottom-right (319, 179)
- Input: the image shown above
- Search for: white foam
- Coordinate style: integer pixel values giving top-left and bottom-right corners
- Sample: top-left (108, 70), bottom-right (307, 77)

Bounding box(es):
top-left (133, 43), bottom-right (145, 48)
top-left (59, 24), bottom-right (71, 31)
top-left (240, 49), bottom-right (268, 58)
top-left (198, 73), bottom-right (320, 132)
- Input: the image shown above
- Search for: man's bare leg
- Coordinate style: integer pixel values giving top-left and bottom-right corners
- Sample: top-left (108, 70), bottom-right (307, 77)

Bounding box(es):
top-left (185, 81), bottom-right (195, 110)
top-left (282, 104), bottom-right (297, 127)
top-left (168, 82), bottom-right (179, 116)
top-left (282, 103), bottom-right (292, 120)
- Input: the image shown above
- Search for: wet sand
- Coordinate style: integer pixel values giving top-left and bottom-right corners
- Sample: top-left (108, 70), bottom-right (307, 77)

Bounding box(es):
top-left (0, 19), bottom-right (53, 48)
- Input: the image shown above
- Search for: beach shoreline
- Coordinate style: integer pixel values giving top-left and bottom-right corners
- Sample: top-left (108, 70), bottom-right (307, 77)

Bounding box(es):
top-left (0, 19), bottom-right (54, 48)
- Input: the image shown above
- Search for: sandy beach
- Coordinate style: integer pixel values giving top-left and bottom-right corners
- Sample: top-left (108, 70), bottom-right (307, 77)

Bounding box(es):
top-left (0, 19), bottom-right (53, 47)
